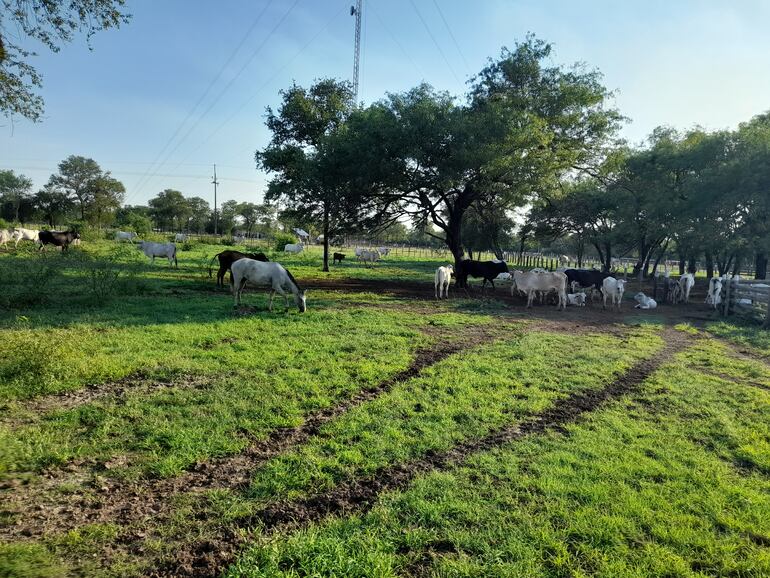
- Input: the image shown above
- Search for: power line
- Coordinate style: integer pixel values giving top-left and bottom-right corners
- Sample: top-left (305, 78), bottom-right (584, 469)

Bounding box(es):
top-left (168, 4), bottom-right (347, 172)
top-left (368, 0), bottom-right (425, 79)
top-left (407, 0), bottom-right (462, 85)
top-left (128, 0), bottom-right (277, 200)
top-left (430, 0), bottom-right (471, 74)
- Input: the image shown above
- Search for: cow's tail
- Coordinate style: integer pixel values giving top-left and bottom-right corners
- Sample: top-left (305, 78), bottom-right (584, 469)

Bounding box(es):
top-left (208, 252), bottom-right (222, 278)
top-left (173, 246), bottom-right (178, 268)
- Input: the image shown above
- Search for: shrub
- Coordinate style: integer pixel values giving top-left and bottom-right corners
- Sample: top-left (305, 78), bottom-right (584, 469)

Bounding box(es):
top-left (0, 256), bottom-right (59, 309)
top-left (273, 232), bottom-right (297, 252)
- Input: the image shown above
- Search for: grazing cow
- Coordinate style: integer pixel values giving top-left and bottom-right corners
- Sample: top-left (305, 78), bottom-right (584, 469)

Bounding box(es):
top-left (512, 270), bottom-right (568, 310)
top-left (175, 233), bottom-right (188, 243)
top-left (12, 227), bottom-right (40, 247)
top-left (115, 231), bottom-right (137, 242)
top-left (634, 292), bottom-right (658, 309)
top-left (602, 277), bottom-right (627, 310)
top-left (209, 250), bottom-right (269, 287)
top-left (705, 278), bottom-right (723, 309)
top-left (354, 247), bottom-right (364, 257)
top-left (377, 247), bottom-right (391, 256)
top-left (0, 229), bottom-right (11, 249)
top-left (566, 292), bottom-right (587, 307)
top-left (333, 252), bottom-right (346, 265)
top-left (677, 273), bottom-right (695, 303)
top-left (434, 264), bottom-right (453, 299)
top-left (137, 241), bottom-right (177, 267)
top-left (284, 243), bottom-right (304, 254)
top-left (231, 258), bottom-right (306, 313)
top-left (38, 230), bottom-right (80, 251)
top-left (456, 259), bottom-right (509, 290)
top-left (357, 249), bottom-right (380, 265)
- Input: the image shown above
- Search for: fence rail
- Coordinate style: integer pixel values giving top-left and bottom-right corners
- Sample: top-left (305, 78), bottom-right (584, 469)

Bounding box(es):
top-left (723, 278), bottom-right (770, 327)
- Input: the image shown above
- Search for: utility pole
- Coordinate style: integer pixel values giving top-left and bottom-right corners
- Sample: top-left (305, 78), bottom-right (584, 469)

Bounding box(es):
top-left (212, 164), bottom-right (220, 236)
top-left (350, 0), bottom-right (362, 102)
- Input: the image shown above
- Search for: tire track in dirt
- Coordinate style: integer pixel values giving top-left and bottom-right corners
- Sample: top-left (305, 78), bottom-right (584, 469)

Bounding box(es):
top-left (695, 368), bottom-right (770, 392)
top-left (0, 324), bottom-right (512, 542)
top-left (152, 328), bottom-right (692, 577)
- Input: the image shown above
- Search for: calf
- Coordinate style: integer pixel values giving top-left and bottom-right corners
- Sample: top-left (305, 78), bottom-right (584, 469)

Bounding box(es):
top-left (333, 252), bottom-right (346, 265)
top-left (602, 277), bottom-right (627, 310)
top-left (456, 259), bottom-right (509, 290)
top-left (705, 278), bottom-right (723, 310)
top-left (284, 243), bottom-right (304, 254)
top-left (634, 292), bottom-right (657, 309)
top-left (566, 292), bottom-right (586, 307)
top-left (434, 264), bottom-right (453, 299)
top-left (209, 250), bottom-right (269, 287)
top-left (38, 230), bottom-right (80, 251)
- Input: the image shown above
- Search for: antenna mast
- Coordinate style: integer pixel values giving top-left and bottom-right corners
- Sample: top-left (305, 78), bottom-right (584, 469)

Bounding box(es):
top-left (351, 0), bottom-right (362, 101)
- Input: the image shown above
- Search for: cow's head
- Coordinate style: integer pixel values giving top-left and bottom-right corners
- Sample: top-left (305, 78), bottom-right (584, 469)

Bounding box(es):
top-left (295, 290), bottom-right (307, 313)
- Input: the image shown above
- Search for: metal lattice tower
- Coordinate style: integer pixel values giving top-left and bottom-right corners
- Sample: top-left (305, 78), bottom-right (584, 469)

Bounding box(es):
top-left (351, 0), bottom-right (362, 101)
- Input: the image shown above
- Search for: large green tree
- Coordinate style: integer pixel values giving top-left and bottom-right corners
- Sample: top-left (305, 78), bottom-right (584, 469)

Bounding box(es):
top-left (256, 79), bottom-right (368, 271)
top-left (0, 169), bottom-right (32, 221)
top-left (186, 197), bottom-right (211, 234)
top-left (33, 182), bottom-right (75, 226)
top-left (0, 0), bottom-right (130, 121)
top-left (148, 189), bottom-right (190, 231)
top-left (47, 155), bottom-right (102, 220)
top-left (343, 38), bottom-right (622, 277)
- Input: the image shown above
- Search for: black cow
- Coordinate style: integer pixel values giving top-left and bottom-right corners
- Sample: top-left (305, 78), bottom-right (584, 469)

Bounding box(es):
top-left (564, 269), bottom-right (614, 295)
top-left (333, 252), bottom-right (346, 264)
top-left (208, 250), bottom-right (269, 287)
top-left (38, 230), bottom-right (80, 251)
top-left (456, 259), bottom-right (508, 290)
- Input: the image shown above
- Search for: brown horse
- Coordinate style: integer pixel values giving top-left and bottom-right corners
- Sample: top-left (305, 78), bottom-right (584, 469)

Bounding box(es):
top-left (209, 250), bottom-right (269, 287)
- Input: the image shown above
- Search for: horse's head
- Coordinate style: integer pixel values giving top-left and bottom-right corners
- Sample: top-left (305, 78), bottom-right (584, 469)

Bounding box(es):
top-left (295, 290), bottom-right (307, 313)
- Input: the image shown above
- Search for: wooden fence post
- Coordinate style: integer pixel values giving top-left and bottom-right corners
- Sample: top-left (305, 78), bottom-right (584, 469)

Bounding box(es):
top-left (723, 278), bottom-right (732, 317)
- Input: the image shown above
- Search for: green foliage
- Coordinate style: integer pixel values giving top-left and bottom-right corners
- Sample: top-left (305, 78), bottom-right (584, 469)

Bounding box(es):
top-left (273, 232), bottom-right (297, 251)
top-left (148, 189), bottom-right (190, 231)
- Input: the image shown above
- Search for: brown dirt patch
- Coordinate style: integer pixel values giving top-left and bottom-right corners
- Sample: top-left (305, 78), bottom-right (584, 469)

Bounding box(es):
top-left (152, 328), bottom-right (692, 577)
top-left (0, 325), bottom-right (508, 544)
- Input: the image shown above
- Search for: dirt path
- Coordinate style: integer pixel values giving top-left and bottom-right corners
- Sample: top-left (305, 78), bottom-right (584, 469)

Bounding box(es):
top-left (0, 325), bottom-right (511, 542)
top-left (151, 327), bottom-right (693, 577)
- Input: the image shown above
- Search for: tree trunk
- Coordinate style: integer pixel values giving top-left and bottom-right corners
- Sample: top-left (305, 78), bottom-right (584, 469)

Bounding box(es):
top-left (731, 255), bottom-right (741, 277)
top-left (602, 243), bottom-right (612, 273)
top-left (678, 256), bottom-right (685, 276)
top-left (755, 252), bottom-right (768, 280)
top-left (687, 256), bottom-right (697, 275)
top-left (322, 206), bottom-right (330, 273)
top-left (705, 252), bottom-right (714, 279)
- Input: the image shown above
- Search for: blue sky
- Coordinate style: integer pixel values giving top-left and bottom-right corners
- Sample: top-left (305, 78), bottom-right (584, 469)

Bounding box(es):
top-left (2, 0), bottom-right (769, 208)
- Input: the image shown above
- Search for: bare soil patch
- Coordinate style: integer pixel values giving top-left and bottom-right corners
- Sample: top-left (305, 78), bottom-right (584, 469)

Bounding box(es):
top-left (152, 328), bottom-right (692, 577)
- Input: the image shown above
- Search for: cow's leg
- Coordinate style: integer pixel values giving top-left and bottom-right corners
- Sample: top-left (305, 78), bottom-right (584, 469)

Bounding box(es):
top-left (603, 291), bottom-right (607, 310)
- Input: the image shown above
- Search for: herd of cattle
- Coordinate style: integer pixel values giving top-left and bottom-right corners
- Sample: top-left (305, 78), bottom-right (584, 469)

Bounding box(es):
top-left (435, 258), bottom-right (703, 312)
top-left (3, 226), bottom-right (720, 314)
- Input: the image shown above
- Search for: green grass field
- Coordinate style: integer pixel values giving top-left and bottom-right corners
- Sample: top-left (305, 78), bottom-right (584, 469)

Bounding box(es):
top-left (1, 240), bottom-right (768, 577)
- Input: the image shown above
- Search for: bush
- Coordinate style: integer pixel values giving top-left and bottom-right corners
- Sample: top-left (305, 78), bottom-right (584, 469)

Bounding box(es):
top-left (0, 257), bottom-right (59, 309)
top-left (0, 218), bottom-right (8, 230)
top-left (273, 233), bottom-right (297, 252)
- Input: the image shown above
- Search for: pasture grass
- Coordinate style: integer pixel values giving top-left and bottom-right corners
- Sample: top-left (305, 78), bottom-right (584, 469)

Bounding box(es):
top-left (228, 343), bottom-right (770, 578)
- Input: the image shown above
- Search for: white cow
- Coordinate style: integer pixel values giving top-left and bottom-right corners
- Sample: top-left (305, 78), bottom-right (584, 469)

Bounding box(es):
top-left (175, 233), bottom-right (188, 243)
top-left (677, 273), bottom-right (695, 303)
top-left (231, 258), bottom-right (306, 313)
top-left (559, 255), bottom-right (570, 266)
top-left (495, 272), bottom-right (512, 281)
top-left (602, 277), bottom-right (627, 310)
top-left (115, 231), bottom-right (137, 242)
top-left (705, 278), bottom-right (723, 309)
top-left (12, 227), bottom-right (40, 247)
top-left (137, 241), bottom-right (177, 267)
top-left (512, 270), bottom-right (568, 310)
top-left (358, 249), bottom-right (380, 265)
top-left (634, 292), bottom-right (657, 310)
top-left (354, 247), bottom-right (364, 257)
top-left (284, 243), bottom-right (304, 254)
top-left (377, 247), bottom-right (391, 256)
top-left (0, 229), bottom-right (12, 248)
top-left (566, 292), bottom-right (586, 307)
top-left (434, 265), bottom-right (453, 299)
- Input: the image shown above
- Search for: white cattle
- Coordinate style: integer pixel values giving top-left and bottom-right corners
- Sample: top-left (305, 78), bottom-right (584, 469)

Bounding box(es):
top-left (705, 278), bottom-right (723, 310)
top-left (234, 234), bottom-right (246, 244)
top-left (530, 267), bottom-right (547, 273)
top-left (634, 292), bottom-right (657, 310)
top-left (677, 273), bottom-right (695, 303)
top-left (231, 258), bottom-right (306, 313)
top-left (434, 265), bottom-right (453, 299)
top-left (512, 270), bottom-right (568, 310)
top-left (495, 272), bottom-right (512, 281)
top-left (174, 233), bottom-right (188, 243)
top-left (0, 229), bottom-right (12, 248)
top-left (566, 292), bottom-right (586, 307)
top-left (137, 241), bottom-right (177, 267)
top-left (284, 243), bottom-right (304, 254)
top-left (358, 249), bottom-right (380, 265)
top-left (354, 247), bottom-right (364, 257)
top-left (115, 231), bottom-right (137, 242)
top-left (559, 255), bottom-right (570, 266)
top-left (602, 277), bottom-right (627, 310)
top-left (12, 227), bottom-right (40, 247)
top-left (377, 247), bottom-right (390, 256)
